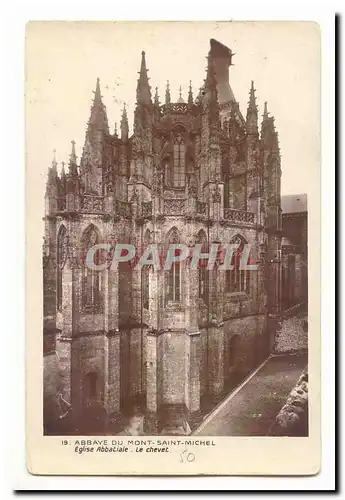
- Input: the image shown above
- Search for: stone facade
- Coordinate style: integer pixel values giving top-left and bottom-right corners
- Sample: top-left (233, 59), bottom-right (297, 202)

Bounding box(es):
top-left (43, 39), bottom-right (282, 434)
top-left (281, 194), bottom-right (308, 310)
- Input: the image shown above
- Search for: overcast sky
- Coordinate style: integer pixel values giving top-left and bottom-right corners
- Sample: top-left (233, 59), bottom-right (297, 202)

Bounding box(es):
top-left (26, 21), bottom-right (320, 202)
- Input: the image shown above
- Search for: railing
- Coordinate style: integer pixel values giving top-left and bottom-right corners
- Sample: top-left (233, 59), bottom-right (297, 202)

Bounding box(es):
top-left (115, 199), bottom-right (132, 218)
top-left (142, 201), bottom-right (152, 218)
top-left (163, 199), bottom-right (186, 215)
top-left (223, 208), bottom-right (255, 224)
top-left (161, 103), bottom-right (188, 114)
top-left (196, 201), bottom-right (207, 215)
top-left (80, 195), bottom-right (104, 212)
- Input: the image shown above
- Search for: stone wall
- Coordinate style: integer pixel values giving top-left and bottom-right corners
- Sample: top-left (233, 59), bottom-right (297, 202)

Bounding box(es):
top-left (223, 314), bottom-right (267, 380)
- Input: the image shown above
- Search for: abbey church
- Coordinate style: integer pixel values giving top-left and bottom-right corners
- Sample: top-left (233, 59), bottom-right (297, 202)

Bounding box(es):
top-left (43, 39), bottom-right (282, 435)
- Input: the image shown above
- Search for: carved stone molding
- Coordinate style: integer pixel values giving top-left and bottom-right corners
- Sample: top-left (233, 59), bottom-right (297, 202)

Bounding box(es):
top-left (163, 198), bottom-right (186, 215)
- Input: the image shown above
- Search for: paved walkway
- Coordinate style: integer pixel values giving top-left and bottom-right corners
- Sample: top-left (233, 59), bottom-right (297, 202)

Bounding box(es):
top-left (193, 354), bottom-right (307, 436)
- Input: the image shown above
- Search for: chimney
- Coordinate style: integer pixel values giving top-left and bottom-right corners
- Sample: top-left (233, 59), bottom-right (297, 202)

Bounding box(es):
top-left (209, 38), bottom-right (236, 105)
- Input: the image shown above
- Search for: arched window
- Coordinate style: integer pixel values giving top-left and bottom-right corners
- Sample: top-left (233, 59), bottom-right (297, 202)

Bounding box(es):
top-left (57, 225), bottom-right (67, 311)
top-left (82, 225), bottom-right (102, 310)
top-left (173, 131), bottom-right (185, 188)
top-left (142, 230), bottom-right (150, 310)
top-left (225, 235), bottom-right (251, 294)
top-left (164, 156), bottom-right (172, 187)
top-left (196, 230), bottom-right (209, 302)
top-left (165, 228), bottom-right (181, 304)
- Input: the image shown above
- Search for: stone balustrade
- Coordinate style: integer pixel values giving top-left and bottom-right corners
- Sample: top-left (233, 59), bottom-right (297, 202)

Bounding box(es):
top-left (223, 208), bottom-right (255, 224)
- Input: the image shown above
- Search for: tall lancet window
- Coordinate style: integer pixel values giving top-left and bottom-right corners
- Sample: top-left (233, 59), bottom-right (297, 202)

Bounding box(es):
top-left (173, 131), bottom-right (185, 188)
top-left (225, 234), bottom-right (251, 295)
top-left (164, 157), bottom-right (172, 187)
top-left (57, 225), bottom-right (67, 311)
top-left (165, 228), bottom-right (181, 304)
top-left (196, 230), bottom-right (209, 303)
top-left (82, 225), bottom-right (102, 310)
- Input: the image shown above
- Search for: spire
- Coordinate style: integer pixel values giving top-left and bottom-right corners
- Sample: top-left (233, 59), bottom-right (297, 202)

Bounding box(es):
top-left (120, 104), bottom-right (129, 141)
top-left (69, 140), bottom-right (78, 176)
top-left (260, 101), bottom-right (270, 139)
top-left (61, 161), bottom-right (66, 179)
top-left (94, 77), bottom-right (102, 105)
top-left (52, 149), bottom-right (57, 172)
top-left (59, 161), bottom-right (66, 194)
top-left (165, 81), bottom-right (171, 106)
top-left (188, 81), bottom-right (193, 106)
top-left (177, 85), bottom-right (185, 103)
top-left (246, 80), bottom-right (258, 135)
top-left (86, 78), bottom-right (109, 133)
top-left (70, 140), bottom-right (77, 162)
top-left (195, 85), bottom-right (204, 105)
top-left (46, 150), bottom-right (58, 188)
top-left (136, 50), bottom-right (152, 106)
top-left (248, 81), bottom-right (257, 111)
top-left (154, 86), bottom-right (160, 106)
top-left (268, 116), bottom-right (279, 151)
top-left (260, 102), bottom-right (279, 150)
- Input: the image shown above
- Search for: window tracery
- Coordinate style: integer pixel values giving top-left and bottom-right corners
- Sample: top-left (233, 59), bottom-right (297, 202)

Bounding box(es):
top-left (165, 228), bottom-right (181, 304)
top-left (173, 131), bottom-right (185, 188)
top-left (225, 234), bottom-right (251, 294)
top-left (82, 225), bottom-right (102, 310)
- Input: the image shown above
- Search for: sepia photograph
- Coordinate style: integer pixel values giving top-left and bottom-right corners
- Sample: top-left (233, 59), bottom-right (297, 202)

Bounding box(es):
top-left (25, 20), bottom-right (322, 476)
top-left (38, 22), bottom-right (312, 438)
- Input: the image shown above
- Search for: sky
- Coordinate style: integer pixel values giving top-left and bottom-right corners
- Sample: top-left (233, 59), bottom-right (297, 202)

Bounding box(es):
top-left (26, 21), bottom-right (320, 203)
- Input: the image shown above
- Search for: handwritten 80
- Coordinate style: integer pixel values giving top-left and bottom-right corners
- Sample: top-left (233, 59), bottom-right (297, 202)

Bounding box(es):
top-left (180, 449), bottom-right (195, 463)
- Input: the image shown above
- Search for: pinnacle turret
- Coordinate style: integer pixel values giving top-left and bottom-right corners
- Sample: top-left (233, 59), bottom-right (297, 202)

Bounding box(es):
top-left (248, 81), bottom-right (257, 111)
top-left (154, 87), bottom-right (160, 106)
top-left (61, 161), bottom-right (66, 180)
top-left (177, 85), bottom-right (185, 104)
top-left (136, 51), bottom-right (152, 106)
top-left (246, 80), bottom-right (258, 135)
top-left (260, 101), bottom-right (269, 138)
top-left (46, 150), bottom-right (58, 188)
top-left (260, 103), bottom-right (279, 151)
top-left (69, 140), bottom-right (78, 176)
top-left (165, 81), bottom-right (171, 106)
top-left (59, 161), bottom-right (66, 195)
top-left (94, 77), bottom-right (102, 105)
top-left (120, 104), bottom-right (129, 141)
top-left (188, 81), bottom-right (193, 106)
top-left (87, 78), bottom-right (109, 133)
top-left (52, 149), bottom-right (57, 171)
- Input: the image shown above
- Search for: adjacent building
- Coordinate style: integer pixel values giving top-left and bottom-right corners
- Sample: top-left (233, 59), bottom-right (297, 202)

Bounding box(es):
top-left (43, 39), bottom-right (282, 434)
